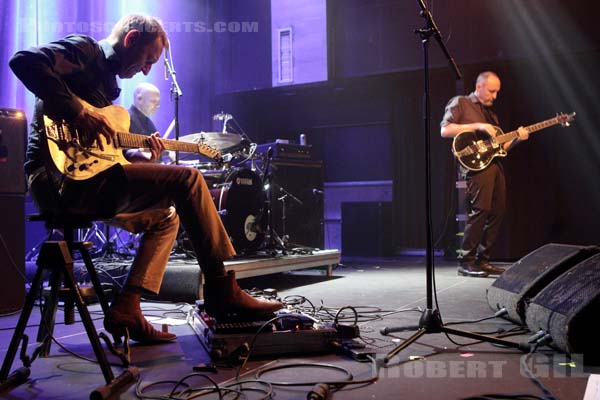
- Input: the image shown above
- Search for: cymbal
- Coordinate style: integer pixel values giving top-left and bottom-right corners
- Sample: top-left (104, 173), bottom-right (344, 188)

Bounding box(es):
top-left (179, 132), bottom-right (242, 150)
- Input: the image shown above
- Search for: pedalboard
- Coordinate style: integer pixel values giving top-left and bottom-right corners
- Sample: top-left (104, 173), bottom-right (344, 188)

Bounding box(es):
top-left (188, 302), bottom-right (362, 361)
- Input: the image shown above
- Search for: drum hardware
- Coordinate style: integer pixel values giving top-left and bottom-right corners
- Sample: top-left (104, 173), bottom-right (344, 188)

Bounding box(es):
top-left (210, 111), bottom-right (256, 160)
top-left (173, 227), bottom-right (198, 259)
top-left (212, 112), bottom-right (233, 133)
top-left (257, 148), bottom-right (288, 255)
top-left (179, 131), bottom-right (243, 151)
top-left (101, 227), bottom-right (141, 259)
top-left (176, 114), bottom-right (269, 256)
top-left (207, 168), bottom-right (266, 255)
top-left (275, 182), bottom-right (303, 246)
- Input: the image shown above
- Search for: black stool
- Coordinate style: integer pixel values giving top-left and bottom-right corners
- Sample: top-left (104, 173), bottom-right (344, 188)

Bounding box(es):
top-left (0, 214), bottom-right (138, 400)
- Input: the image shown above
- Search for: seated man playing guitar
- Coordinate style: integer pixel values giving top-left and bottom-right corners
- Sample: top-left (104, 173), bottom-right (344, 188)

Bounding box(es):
top-left (10, 14), bottom-right (281, 344)
top-left (440, 71), bottom-right (529, 278)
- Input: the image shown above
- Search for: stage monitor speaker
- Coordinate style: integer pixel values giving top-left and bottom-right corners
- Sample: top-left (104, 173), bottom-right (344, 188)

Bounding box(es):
top-left (525, 252), bottom-right (600, 363)
top-left (0, 194), bottom-right (26, 314)
top-left (269, 160), bottom-right (323, 249)
top-left (146, 264), bottom-right (201, 303)
top-left (0, 109), bottom-right (27, 194)
top-left (486, 243), bottom-right (598, 325)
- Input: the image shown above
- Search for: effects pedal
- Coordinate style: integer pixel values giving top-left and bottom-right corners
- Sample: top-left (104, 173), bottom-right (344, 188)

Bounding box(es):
top-left (188, 299), bottom-right (361, 361)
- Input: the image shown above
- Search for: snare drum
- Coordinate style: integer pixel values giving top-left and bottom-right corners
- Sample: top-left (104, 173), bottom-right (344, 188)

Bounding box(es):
top-left (210, 168), bottom-right (265, 253)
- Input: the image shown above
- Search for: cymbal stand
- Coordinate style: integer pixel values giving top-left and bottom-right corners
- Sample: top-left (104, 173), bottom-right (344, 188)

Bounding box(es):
top-left (102, 227), bottom-right (138, 259)
top-left (275, 182), bottom-right (303, 247)
top-left (276, 192), bottom-right (289, 246)
top-left (80, 222), bottom-right (107, 257)
top-left (380, 0), bottom-right (530, 364)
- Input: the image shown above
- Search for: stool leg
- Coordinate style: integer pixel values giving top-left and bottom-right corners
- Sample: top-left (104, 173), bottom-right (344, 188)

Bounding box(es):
top-left (0, 262), bottom-right (45, 382)
top-left (60, 248), bottom-right (115, 384)
top-left (36, 268), bottom-right (62, 357)
top-left (76, 243), bottom-right (122, 346)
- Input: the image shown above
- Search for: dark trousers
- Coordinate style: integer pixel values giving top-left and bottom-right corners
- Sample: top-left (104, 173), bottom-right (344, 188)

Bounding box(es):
top-left (459, 162), bottom-right (506, 265)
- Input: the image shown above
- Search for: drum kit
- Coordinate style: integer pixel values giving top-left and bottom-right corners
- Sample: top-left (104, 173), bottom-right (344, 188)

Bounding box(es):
top-left (174, 113), bottom-right (282, 256)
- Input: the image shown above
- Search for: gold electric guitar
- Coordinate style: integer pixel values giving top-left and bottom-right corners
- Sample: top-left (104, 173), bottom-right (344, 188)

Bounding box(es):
top-left (42, 97), bottom-right (222, 180)
top-left (452, 112), bottom-right (575, 172)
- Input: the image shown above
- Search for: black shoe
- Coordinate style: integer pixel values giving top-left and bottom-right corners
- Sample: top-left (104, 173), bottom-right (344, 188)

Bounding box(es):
top-left (457, 264), bottom-right (489, 278)
top-left (478, 262), bottom-right (505, 275)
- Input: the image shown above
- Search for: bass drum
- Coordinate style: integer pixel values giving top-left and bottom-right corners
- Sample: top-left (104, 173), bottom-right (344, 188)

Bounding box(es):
top-left (210, 168), bottom-right (265, 254)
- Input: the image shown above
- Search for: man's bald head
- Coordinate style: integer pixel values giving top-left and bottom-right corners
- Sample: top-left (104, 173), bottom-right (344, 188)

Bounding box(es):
top-left (475, 71), bottom-right (501, 107)
top-left (133, 82), bottom-right (160, 116)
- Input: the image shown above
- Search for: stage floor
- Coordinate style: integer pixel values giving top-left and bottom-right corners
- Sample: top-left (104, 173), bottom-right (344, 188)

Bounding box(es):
top-left (0, 257), bottom-right (594, 399)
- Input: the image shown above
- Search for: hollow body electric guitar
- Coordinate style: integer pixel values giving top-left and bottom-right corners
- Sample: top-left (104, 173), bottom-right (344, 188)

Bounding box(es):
top-left (43, 97), bottom-right (222, 180)
top-left (452, 112), bottom-right (575, 172)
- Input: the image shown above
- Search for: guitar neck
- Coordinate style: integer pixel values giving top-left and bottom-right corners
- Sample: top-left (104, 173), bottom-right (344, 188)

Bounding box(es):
top-left (116, 131), bottom-right (200, 153)
top-left (496, 116), bottom-right (563, 144)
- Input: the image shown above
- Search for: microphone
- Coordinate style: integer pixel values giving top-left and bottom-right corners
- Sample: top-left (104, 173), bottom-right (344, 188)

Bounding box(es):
top-left (164, 55), bottom-right (169, 80)
top-left (312, 188), bottom-right (324, 195)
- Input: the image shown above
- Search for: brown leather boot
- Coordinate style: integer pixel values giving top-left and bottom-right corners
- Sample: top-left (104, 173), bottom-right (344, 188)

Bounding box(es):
top-left (104, 290), bottom-right (177, 344)
top-left (478, 262), bottom-right (506, 275)
top-left (203, 271), bottom-right (282, 321)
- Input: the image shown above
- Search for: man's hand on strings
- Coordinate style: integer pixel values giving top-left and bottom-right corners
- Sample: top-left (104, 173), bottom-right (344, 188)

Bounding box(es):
top-left (73, 108), bottom-right (116, 150)
top-left (517, 126), bottom-right (529, 141)
top-left (147, 132), bottom-right (165, 162)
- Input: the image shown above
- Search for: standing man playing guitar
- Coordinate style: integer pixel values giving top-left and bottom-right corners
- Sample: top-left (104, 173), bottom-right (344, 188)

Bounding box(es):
top-left (440, 71), bottom-right (529, 277)
top-left (10, 14), bottom-right (281, 344)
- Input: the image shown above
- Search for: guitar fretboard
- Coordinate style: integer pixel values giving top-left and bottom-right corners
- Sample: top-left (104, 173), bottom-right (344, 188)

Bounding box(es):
top-left (496, 114), bottom-right (571, 144)
top-left (115, 131), bottom-right (217, 158)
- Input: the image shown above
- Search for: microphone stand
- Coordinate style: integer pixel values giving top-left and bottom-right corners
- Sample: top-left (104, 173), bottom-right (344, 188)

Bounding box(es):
top-left (275, 183), bottom-right (303, 246)
top-left (380, 0), bottom-right (529, 364)
top-left (260, 148), bottom-right (286, 255)
top-left (164, 46), bottom-right (183, 165)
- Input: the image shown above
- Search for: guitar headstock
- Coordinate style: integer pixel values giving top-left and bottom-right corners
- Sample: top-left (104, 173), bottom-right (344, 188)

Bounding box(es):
top-left (197, 143), bottom-right (223, 162)
top-left (557, 112), bottom-right (576, 127)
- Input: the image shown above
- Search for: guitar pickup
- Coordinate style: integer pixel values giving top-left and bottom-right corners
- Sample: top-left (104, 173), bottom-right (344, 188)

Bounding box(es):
top-left (476, 140), bottom-right (488, 153)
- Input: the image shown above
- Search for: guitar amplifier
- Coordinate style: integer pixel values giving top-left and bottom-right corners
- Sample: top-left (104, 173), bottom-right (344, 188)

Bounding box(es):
top-left (256, 141), bottom-right (312, 160)
top-left (0, 108), bottom-right (27, 194)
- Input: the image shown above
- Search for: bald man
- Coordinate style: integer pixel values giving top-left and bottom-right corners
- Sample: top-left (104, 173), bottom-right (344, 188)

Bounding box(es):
top-left (129, 82), bottom-right (160, 134)
top-left (441, 71), bottom-right (528, 278)
top-left (127, 82), bottom-right (161, 162)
